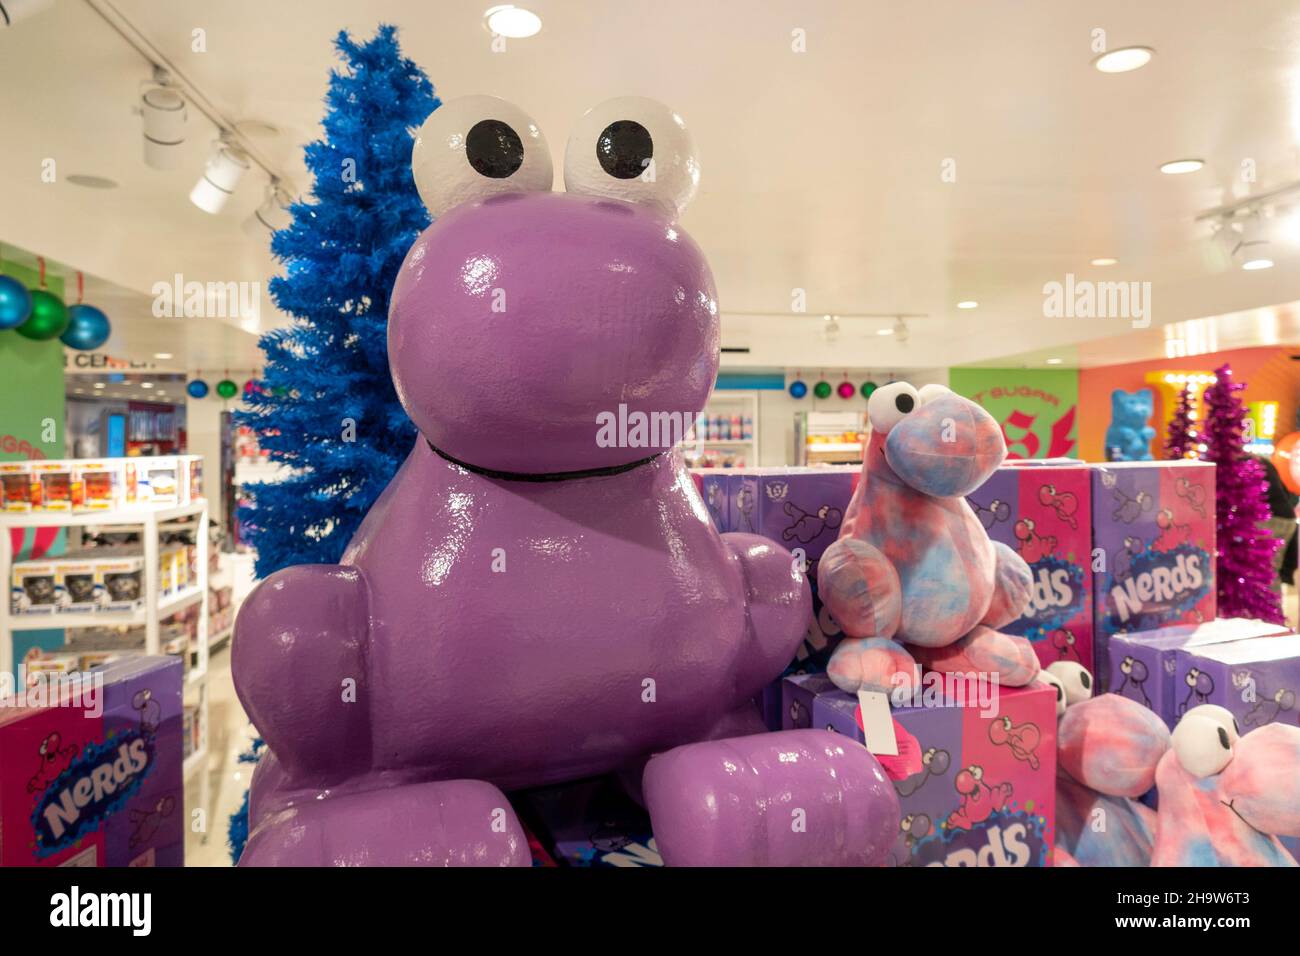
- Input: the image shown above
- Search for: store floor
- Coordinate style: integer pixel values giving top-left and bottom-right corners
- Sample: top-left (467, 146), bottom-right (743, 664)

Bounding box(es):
top-left (183, 641), bottom-right (257, 867)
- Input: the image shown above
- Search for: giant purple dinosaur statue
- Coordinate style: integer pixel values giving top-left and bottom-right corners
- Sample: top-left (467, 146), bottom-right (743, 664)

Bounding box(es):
top-left (232, 95), bottom-right (900, 866)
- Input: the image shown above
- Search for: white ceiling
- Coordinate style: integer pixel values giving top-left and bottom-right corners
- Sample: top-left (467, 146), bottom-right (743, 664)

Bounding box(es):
top-left (4, 0), bottom-right (1300, 373)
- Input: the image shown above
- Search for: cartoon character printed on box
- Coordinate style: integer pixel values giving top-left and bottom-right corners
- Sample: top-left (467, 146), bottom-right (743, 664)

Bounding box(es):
top-left (1241, 679), bottom-right (1296, 728)
top-left (988, 714), bottom-right (1044, 770)
top-left (1039, 483), bottom-right (1079, 529)
top-left (1114, 654), bottom-right (1153, 708)
top-left (1104, 388), bottom-right (1155, 462)
top-left (231, 96), bottom-right (900, 867)
top-left (818, 382), bottom-right (1040, 699)
top-left (970, 497), bottom-right (1010, 531)
top-left (1178, 668), bottom-right (1215, 716)
top-left (129, 794), bottom-right (176, 848)
top-left (26, 732), bottom-right (77, 795)
top-left (782, 500), bottom-right (842, 545)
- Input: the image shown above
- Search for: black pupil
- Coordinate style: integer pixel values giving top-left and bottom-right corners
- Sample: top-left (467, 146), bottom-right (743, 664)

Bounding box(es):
top-left (1081, 672), bottom-right (1091, 689)
top-left (895, 393), bottom-right (915, 414)
top-left (1217, 727), bottom-right (1230, 749)
top-left (596, 120), bottom-right (653, 180)
top-left (466, 119), bottom-right (524, 179)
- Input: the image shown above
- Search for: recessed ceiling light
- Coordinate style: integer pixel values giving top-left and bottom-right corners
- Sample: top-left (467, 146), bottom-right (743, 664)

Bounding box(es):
top-left (1090, 257), bottom-right (1118, 266)
top-left (484, 5), bottom-right (541, 38)
top-left (141, 382), bottom-right (154, 388)
top-left (67, 174), bottom-right (119, 189)
top-left (876, 327), bottom-right (895, 336)
top-left (154, 352), bottom-right (173, 360)
top-left (956, 300), bottom-right (979, 310)
top-left (1046, 358), bottom-right (1064, 365)
top-left (1092, 46), bottom-right (1154, 74)
top-left (94, 383), bottom-right (106, 389)
top-left (74, 388), bottom-right (85, 394)
top-left (1242, 258), bottom-right (1275, 271)
top-left (1160, 159), bottom-right (1204, 175)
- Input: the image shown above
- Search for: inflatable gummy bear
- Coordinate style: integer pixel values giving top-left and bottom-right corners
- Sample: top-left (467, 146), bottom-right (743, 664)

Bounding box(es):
top-left (233, 96), bottom-right (900, 867)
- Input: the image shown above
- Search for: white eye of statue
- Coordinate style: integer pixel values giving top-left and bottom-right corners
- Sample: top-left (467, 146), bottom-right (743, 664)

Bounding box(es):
top-left (1172, 706), bottom-right (1238, 778)
top-left (564, 96), bottom-right (699, 219)
top-left (867, 382), bottom-right (921, 434)
top-left (411, 95), bottom-right (553, 218)
top-left (1046, 661), bottom-right (1094, 707)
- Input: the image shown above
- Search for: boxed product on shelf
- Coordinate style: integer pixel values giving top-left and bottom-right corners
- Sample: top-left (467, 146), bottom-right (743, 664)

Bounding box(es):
top-left (125, 456), bottom-right (181, 506)
top-left (0, 461), bottom-right (32, 511)
top-left (55, 550), bottom-right (103, 612)
top-left (968, 461), bottom-right (1094, 673)
top-left (91, 551), bottom-right (145, 612)
top-left (517, 775), bottom-right (660, 867)
top-left (1107, 618), bottom-right (1292, 724)
top-left (783, 674), bottom-right (1057, 867)
top-left (22, 651), bottom-right (82, 687)
top-left (10, 559), bottom-right (60, 615)
top-left (1090, 460), bottom-right (1217, 681)
top-left (30, 461), bottom-right (74, 512)
top-left (71, 460), bottom-right (125, 512)
top-left (1171, 632), bottom-right (1300, 730)
top-left (159, 544), bottom-right (185, 595)
top-left (0, 655), bottom-right (184, 866)
top-left (186, 455), bottom-right (203, 502)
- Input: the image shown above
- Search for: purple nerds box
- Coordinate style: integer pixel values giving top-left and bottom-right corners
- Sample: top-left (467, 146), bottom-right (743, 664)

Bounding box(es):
top-left (1172, 632), bottom-right (1300, 731)
top-left (1107, 618), bottom-right (1291, 727)
top-left (1090, 461), bottom-right (1217, 683)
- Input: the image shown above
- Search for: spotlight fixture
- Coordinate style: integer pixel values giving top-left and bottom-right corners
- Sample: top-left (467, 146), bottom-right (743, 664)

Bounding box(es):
top-left (820, 314), bottom-right (841, 342)
top-left (1092, 46), bottom-right (1154, 74)
top-left (1160, 159), bottom-right (1204, 175)
top-left (892, 317), bottom-right (910, 344)
top-left (242, 179), bottom-right (293, 237)
top-left (1224, 213), bottom-right (1274, 271)
top-left (140, 69), bottom-right (187, 170)
top-left (190, 139), bottom-right (250, 214)
top-left (484, 4), bottom-right (542, 38)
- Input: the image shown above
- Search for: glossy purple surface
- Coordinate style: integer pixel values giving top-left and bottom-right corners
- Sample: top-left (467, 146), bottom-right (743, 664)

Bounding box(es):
top-left (230, 183), bottom-right (892, 865)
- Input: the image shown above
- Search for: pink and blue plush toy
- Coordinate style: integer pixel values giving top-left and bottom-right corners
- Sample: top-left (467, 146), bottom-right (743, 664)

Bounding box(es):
top-left (1151, 705), bottom-right (1300, 866)
top-left (231, 96), bottom-right (900, 867)
top-left (1042, 663), bottom-right (1170, 867)
top-left (819, 382), bottom-right (1040, 697)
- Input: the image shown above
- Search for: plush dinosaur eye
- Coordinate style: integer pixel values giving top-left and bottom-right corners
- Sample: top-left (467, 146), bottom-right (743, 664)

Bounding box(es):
top-left (867, 382), bottom-right (920, 433)
top-left (1172, 705), bottom-right (1237, 777)
top-left (411, 95), bottom-right (553, 218)
top-left (1047, 662), bottom-right (1093, 707)
top-left (1037, 669), bottom-right (1068, 717)
top-left (918, 384), bottom-right (951, 405)
top-left (564, 96), bottom-right (699, 219)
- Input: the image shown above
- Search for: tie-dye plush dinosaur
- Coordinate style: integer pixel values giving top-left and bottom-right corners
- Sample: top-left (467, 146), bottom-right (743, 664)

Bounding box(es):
top-left (817, 382), bottom-right (1040, 697)
top-left (1150, 705), bottom-right (1300, 866)
top-left (1042, 665), bottom-right (1171, 867)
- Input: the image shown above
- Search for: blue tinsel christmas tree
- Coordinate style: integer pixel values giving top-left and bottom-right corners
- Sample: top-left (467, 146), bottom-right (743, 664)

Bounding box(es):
top-left (228, 24), bottom-right (437, 863)
top-left (237, 24), bottom-right (439, 579)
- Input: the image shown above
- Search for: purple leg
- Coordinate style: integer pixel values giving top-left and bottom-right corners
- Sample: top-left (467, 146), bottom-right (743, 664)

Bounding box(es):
top-left (232, 564), bottom-right (372, 785)
top-left (721, 532), bottom-right (814, 689)
top-left (642, 729), bottom-right (900, 866)
top-left (240, 779), bottom-right (531, 867)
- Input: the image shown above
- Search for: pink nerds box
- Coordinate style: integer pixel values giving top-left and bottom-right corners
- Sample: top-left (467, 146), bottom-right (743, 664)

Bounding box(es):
top-left (783, 674), bottom-right (1057, 866)
top-left (1090, 461), bottom-right (1217, 686)
top-left (968, 460), bottom-right (1093, 673)
top-left (0, 655), bottom-right (183, 867)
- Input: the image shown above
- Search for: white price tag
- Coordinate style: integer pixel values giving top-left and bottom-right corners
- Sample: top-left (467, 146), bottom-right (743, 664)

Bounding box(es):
top-left (856, 689), bottom-right (898, 756)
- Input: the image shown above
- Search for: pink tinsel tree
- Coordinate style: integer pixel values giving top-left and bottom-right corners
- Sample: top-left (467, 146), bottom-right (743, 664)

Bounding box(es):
top-left (1200, 363), bottom-right (1284, 623)
top-left (1164, 384), bottom-right (1198, 460)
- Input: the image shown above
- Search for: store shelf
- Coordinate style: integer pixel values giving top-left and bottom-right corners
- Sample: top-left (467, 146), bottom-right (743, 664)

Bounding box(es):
top-left (183, 745), bottom-right (208, 780)
top-left (0, 499), bottom-right (206, 529)
top-left (806, 442), bottom-right (863, 453)
top-left (7, 583), bottom-right (205, 631)
top-left (208, 625), bottom-right (232, 652)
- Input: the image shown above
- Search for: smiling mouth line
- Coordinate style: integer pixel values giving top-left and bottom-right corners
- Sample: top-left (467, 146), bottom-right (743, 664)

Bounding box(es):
top-left (1220, 798), bottom-right (1263, 833)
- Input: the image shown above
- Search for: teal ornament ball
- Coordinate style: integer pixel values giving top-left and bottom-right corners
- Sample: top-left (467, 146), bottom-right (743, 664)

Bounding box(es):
top-left (60, 304), bottom-right (111, 350)
top-left (0, 275), bottom-right (32, 329)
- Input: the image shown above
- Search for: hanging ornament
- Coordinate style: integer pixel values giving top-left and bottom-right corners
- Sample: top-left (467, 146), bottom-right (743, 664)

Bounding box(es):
top-left (272, 385), bottom-right (289, 397)
top-left (0, 274), bottom-right (32, 329)
top-left (813, 380), bottom-right (833, 400)
top-left (17, 259), bottom-right (70, 341)
top-left (243, 378), bottom-right (260, 397)
top-left (789, 378), bottom-right (808, 399)
top-left (861, 380), bottom-right (878, 399)
top-left (216, 379), bottom-right (239, 400)
top-left (59, 274), bottom-right (111, 350)
top-left (837, 374), bottom-right (856, 399)
top-left (187, 379), bottom-right (210, 399)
